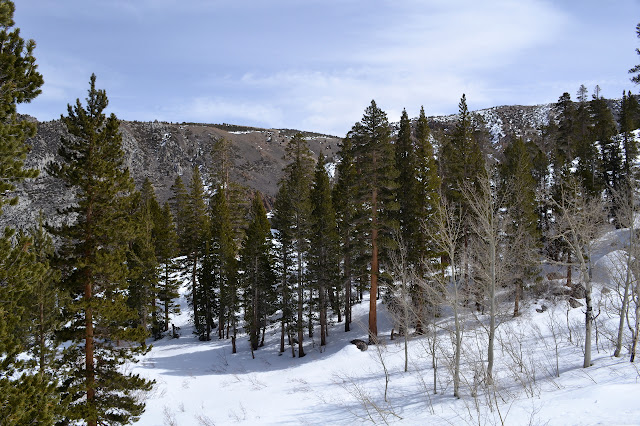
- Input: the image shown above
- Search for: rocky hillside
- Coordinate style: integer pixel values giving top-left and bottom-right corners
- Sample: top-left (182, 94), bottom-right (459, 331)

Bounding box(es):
top-left (3, 117), bottom-right (341, 229)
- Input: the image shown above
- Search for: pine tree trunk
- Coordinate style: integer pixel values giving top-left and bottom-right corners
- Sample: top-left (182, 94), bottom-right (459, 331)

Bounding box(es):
top-left (164, 264), bottom-right (170, 332)
top-left (218, 293), bottom-right (224, 339)
top-left (280, 255), bottom-right (288, 353)
top-left (344, 250), bottom-right (351, 332)
top-left (205, 296), bottom-right (211, 341)
top-left (260, 320), bottom-right (266, 347)
top-left (308, 289), bottom-right (313, 338)
top-left (297, 253), bottom-right (305, 357)
top-left (369, 188), bottom-right (379, 342)
top-left (85, 269), bottom-right (96, 426)
top-left (192, 254), bottom-right (199, 331)
top-left (151, 290), bottom-right (157, 338)
top-left (280, 319), bottom-right (285, 354)
top-left (320, 286), bottom-right (327, 346)
top-left (252, 258), bottom-right (259, 350)
top-left (232, 290), bottom-right (238, 353)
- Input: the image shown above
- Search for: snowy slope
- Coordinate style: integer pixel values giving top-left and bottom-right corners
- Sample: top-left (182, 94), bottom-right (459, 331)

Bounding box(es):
top-left (131, 235), bottom-right (640, 425)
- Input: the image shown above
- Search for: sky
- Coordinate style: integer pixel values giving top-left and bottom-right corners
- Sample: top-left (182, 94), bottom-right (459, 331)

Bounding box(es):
top-left (14, 0), bottom-right (640, 136)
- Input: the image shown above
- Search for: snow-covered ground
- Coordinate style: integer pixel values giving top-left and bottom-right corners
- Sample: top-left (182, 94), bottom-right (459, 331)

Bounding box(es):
top-left (132, 241), bottom-right (640, 425)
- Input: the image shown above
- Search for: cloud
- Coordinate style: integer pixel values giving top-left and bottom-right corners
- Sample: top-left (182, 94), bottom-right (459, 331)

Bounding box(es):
top-left (17, 0), bottom-right (638, 135)
top-left (190, 0), bottom-right (570, 135)
top-left (154, 97), bottom-right (285, 129)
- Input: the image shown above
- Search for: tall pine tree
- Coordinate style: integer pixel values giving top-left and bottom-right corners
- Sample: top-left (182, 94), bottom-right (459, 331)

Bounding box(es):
top-left (309, 154), bottom-right (341, 346)
top-left (273, 133), bottom-right (314, 357)
top-left (499, 138), bottom-right (540, 316)
top-left (154, 202), bottom-right (180, 333)
top-left (333, 134), bottom-right (361, 332)
top-left (350, 100), bottom-right (398, 340)
top-left (240, 193), bottom-right (276, 352)
top-left (0, 2), bottom-right (56, 423)
top-left (127, 178), bottom-right (161, 337)
top-left (47, 74), bottom-right (152, 426)
top-left (184, 166), bottom-right (209, 336)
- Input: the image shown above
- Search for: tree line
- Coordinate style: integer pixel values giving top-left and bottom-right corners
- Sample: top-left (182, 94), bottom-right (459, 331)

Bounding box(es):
top-left (3, 0), bottom-right (640, 422)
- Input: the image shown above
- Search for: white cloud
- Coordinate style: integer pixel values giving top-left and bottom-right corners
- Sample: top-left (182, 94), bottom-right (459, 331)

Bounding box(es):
top-left (193, 0), bottom-right (571, 135)
top-left (17, 0), bottom-right (640, 135)
top-left (161, 97), bottom-right (285, 129)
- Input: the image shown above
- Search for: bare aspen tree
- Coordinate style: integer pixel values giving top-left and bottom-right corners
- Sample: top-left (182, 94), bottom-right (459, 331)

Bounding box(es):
top-left (631, 263), bottom-right (640, 362)
top-left (389, 231), bottom-right (416, 373)
top-left (612, 183), bottom-right (639, 358)
top-left (424, 196), bottom-right (465, 398)
top-left (463, 171), bottom-right (506, 384)
top-left (553, 183), bottom-right (608, 368)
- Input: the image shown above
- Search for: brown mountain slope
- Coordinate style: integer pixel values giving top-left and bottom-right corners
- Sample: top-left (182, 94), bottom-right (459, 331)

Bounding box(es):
top-left (3, 117), bottom-right (341, 229)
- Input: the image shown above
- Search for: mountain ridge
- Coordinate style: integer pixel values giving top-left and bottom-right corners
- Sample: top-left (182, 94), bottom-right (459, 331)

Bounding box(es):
top-left (2, 99), bottom-right (616, 229)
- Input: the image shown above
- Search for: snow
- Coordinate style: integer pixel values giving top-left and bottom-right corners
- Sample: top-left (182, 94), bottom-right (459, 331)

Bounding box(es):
top-left (131, 231), bottom-right (640, 425)
top-left (325, 161), bottom-right (336, 179)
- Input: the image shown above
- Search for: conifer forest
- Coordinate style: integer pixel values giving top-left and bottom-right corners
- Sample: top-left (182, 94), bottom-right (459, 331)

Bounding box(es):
top-left (4, 1), bottom-right (640, 424)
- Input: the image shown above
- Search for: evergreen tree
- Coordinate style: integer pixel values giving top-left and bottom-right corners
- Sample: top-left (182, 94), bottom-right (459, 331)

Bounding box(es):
top-left (273, 133), bottom-right (314, 357)
top-left (0, 2), bottom-right (55, 423)
top-left (0, 230), bottom-right (61, 425)
top-left (414, 106), bottom-right (441, 255)
top-left (350, 100), bottom-right (398, 340)
top-left (553, 92), bottom-right (576, 168)
top-left (499, 138), bottom-right (540, 316)
top-left (127, 179), bottom-right (161, 337)
top-left (573, 87), bottom-right (600, 197)
top-left (25, 215), bottom-right (63, 377)
top-left (0, 0), bottom-right (43, 215)
top-left (412, 106), bottom-right (441, 326)
top-left (200, 187), bottom-right (238, 347)
top-left (184, 166), bottom-right (209, 336)
top-left (591, 95), bottom-right (621, 201)
top-left (273, 182), bottom-right (295, 354)
top-left (309, 154), bottom-right (341, 346)
top-left (47, 74), bottom-right (152, 426)
top-left (395, 109), bottom-right (419, 262)
top-left (154, 202), bottom-right (180, 333)
top-left (333, 134), bottom-right (360, 332)
top-left (620, 90), bottom-right (640, 177)
top-left (440, 94), bottom-right (485, 207)
top-left (170, 175), bottom-right (189, 255)
top-left (240, 193), bottom-right (276, 352)
top-left (629, 22), bottom-right (640, 84)
top-left (22, 215), bottom-right (68, 422)
top-left (210, 136), bottom-right (249, 246)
